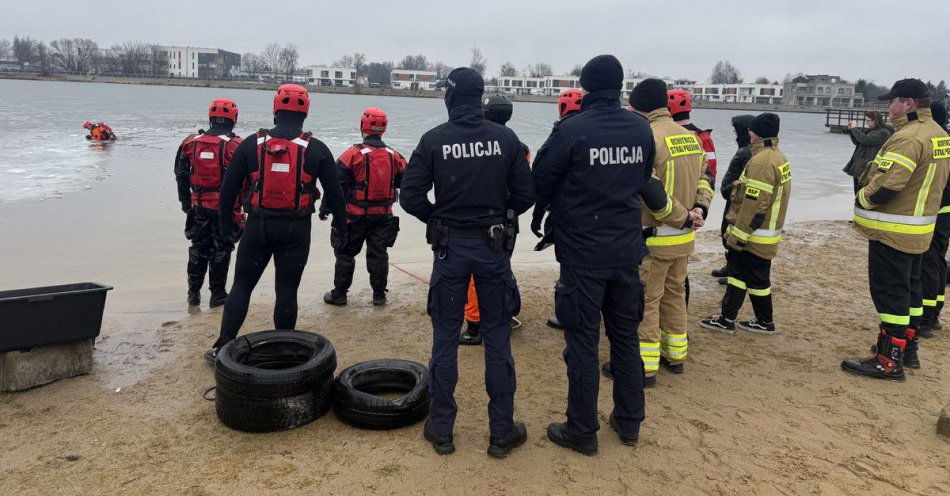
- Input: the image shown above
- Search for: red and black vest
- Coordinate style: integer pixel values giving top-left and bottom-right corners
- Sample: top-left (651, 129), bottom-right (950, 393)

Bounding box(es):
top-left (185, 132), bottom-right (239, 210)
top-left (350, 145), bottom-right (398, 208)
top-left (250, 130), bottom-right (320, 213)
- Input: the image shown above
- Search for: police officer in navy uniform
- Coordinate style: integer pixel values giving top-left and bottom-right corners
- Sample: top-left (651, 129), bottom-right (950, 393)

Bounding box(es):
top-left (400, 67), bottom-right (534, 458)
top-left (533, 55), bottom-right (699, 455)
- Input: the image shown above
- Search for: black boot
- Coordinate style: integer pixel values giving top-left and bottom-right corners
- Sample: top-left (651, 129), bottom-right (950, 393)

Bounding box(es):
top-left (660, 356), bottom-right (684, 374)
top-left (919, 325), bottom-right (936, 338)
top-left (546, 422), bottom-right (597, 456)
top-left (323, 289), bottom-right (347, 306)
top-left (903, 328), bottom-right (920, 369)
top-left (601, 362), bottom-right (655, 387)
top-left (209, 290), bottom-right (228, 308)
top-left (423, 420), bottom-right (455, 455)
top-left (372, 290), bottom-right (387, 306)
top-left (487, 421), bottom-right (527, 458)
top-left (460, 321), bottom-right (481, 345)
top-left (546, 316), bottom-right (563, 329)
top-left (842, 329), bottom-right (906, 382)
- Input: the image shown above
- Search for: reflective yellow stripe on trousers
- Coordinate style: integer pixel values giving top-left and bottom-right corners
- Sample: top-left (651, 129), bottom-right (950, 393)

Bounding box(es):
top-left (660, 330), bottom-right (687, 361)
top-left (646, 226), bottom-right (696, 247)
top-left (640, 341), bottom-right (660, 373)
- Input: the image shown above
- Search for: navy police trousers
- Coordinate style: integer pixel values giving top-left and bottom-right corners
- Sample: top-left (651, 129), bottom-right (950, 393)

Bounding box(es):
top-left (555, 265), bottom-right (645, 440)
top-left (426, 238), bottom-right (521, 439)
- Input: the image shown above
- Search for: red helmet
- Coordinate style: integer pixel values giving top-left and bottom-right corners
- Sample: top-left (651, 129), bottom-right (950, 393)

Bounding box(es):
top-left (273, 84), bottom-right (310, 114)
top-left (667, 89), bottom-right (692, 116)
top-left (209, 98), bottom-right (238, 123)
top-left (82, 121), bottom-right (94, 129)
top-left (360, 107), bottom-right (388, 135)
top-left (557, 89), bottom-right (583, 118)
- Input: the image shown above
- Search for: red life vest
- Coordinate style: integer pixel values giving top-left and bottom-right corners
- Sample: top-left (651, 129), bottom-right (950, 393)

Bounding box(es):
top-left (187, 132), bottom-right (235, 210)
top-left (250, 130), bottom-right (320, 212)
top-left (694, 129), bottom-right (717, 179)
top-left (350, 145), bottom-right (398, 208)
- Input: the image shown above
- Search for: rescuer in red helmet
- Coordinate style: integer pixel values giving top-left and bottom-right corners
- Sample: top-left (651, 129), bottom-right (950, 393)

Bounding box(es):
top-left (174, 98), bottom-right (245, 308)
top-left (83, 120), bottom-right (116, 141)
top-left (322, 107), bottom-right (407, 307)
top-left (204, 84), bottom-right (346, 363)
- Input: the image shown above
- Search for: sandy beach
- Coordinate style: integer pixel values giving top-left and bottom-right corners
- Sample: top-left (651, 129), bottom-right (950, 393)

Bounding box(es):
top-left (2, 222), bottom-right (948, 496)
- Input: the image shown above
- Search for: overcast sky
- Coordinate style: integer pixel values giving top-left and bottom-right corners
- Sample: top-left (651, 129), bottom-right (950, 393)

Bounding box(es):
top-left (4, 0), bottom-right (947, 84)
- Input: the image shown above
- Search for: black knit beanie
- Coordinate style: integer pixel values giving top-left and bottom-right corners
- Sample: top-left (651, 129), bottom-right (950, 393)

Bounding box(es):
top-left (750, 112), bottom-right (780, 139)
top-left (579, 55), bottom-right (623, 92)
top-left (629, 78), bottom-right (669, 112)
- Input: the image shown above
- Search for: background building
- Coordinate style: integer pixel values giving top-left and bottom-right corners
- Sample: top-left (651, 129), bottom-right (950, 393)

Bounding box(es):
top-left (162, 47), bottom-right (240, 79)
top-left (307, 66), bottom-right (357, 87)
top-left (782, 75), bottom-right (864, 107)
top-left (674, 83), bottom-right (785, 104)
top-left (391, 69), bottom-right (437, 91)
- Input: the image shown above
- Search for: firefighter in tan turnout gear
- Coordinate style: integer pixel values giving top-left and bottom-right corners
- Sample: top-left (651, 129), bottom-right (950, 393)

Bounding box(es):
top-left (842, 79), bottom-right (950, 381)
top-left (701, 113), bottom-right (790, 335)
top-left (602, 79), bottom-right (712, 387)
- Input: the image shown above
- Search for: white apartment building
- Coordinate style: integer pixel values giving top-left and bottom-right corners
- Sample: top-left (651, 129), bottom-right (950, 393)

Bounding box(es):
top-left (673, 83), bottom-right (785, 105)
top-left (163, 46), bottom-right (240, 79)
top-left (391, 70), bottom-right (438, 91)
top-left (307, 66), bottom-right (357, 87)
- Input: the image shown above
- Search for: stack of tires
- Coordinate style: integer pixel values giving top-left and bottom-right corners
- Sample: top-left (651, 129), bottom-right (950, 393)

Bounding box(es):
top-left (214, 331), bottom-right (430, 432)
top-left (214, 331), bottom-right (336, 432)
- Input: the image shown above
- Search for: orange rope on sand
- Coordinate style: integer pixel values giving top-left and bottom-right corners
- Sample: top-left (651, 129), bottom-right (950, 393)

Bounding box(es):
top-left (389, 263), bottom-right (429, 285)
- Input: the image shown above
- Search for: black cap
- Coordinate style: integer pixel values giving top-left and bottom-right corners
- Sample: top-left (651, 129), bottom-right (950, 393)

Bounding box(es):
top-left (445, 68), bottom-right (484, 98)
top-left (750, 112), bottom-right (780, 139)
top-left (931, 101), bottom-right (948, 131)
top-left (629, 78), bottom-right (669, 112)
top-left (579, 55), bottom-right (623, 92)
top-left (877, 78), bottom-right (930, 101)
top-left (483, 94), bottom-right (513, 124)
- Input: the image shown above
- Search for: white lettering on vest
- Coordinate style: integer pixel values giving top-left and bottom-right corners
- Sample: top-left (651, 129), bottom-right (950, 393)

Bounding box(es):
top-left (442, 141), bottom-right (503, 160)
top-left (589, 146), bottom-right (644, 166)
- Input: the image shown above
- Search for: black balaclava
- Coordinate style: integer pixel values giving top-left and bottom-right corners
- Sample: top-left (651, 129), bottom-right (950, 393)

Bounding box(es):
top-left (208, 116), bottom-right (235, 134)
top-left (732, 114), bottom-right (754, 148)
top-left (484, 94), bottom-right (513, 125)
top-left (444, 67), bottom-right (484, 120)
top-left (273, 109), bottom-right (307, 137)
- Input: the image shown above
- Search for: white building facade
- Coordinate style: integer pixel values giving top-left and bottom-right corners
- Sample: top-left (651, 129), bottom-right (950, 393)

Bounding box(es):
top-left (163, 46), bottom-right (240, 79)
top-left (673, 83), bottom-right (785, 105)
top-left (307, 66), bottom-right (358, 87)
top-left (391, 70), bottom-right (437, 91)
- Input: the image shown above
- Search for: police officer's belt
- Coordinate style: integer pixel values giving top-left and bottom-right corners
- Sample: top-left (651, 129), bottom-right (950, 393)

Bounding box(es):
top-left (447, 227), bottom-right (488, 239)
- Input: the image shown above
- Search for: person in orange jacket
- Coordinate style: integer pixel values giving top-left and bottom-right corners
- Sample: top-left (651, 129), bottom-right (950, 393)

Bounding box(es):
top-left (83, 120), bottom-right (116, 140)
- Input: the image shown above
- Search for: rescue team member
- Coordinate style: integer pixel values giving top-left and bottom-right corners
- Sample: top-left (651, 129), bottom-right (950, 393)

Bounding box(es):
top-left (533, 55), bottom-right (700, 455)
top-left (668, 90), bottom-right (717, 181)
top-left (83, 120), bottom-right (116, 141)
top-left (842, 79), bottom-right (949, 381)
top-left (536, 88), bottom-right (584, 331)
top-left (701, 113), bottom-right (791, 335)
top-left (400, 68), bottom-right (534, 458)
top-left (322, 107), bottom-right (407, 307)
top-left (603, 79), bottom-right (712, 386)
top-left (713, 115), bottom-right (755, 284)
top-left (919, 101), bottom-right (949, 338)
top-left (459, 94), bottom-right (522, 345)
top-left (174, 98), bottom-right (244, 307)
top-left (205, 84), bottom-right (346, 362)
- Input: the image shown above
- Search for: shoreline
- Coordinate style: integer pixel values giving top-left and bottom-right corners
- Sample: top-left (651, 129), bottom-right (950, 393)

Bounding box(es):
top-left (1, 72), bottom-right (850, 114)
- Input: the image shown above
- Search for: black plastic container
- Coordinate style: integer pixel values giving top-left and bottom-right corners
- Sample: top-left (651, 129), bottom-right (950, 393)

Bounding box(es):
top-left (0, 283), bottom-right (113, 353)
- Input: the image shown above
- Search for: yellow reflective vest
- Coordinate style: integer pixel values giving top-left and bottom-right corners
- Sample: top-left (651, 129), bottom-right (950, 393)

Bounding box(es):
top-left (854, 108), bottom-right (950, 254)
top-left (724, 137), bottom-right (791, 260)
top-left (641, 109), bottom-right (713, 257)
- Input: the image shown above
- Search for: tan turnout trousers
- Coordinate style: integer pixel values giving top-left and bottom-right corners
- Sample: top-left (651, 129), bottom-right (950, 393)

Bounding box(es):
top-left (639, 254), bottom-right (689, 376)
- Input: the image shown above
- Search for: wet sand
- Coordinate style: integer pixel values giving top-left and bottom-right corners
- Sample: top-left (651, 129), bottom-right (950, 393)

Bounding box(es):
top-left (2, 222), bottom-right (948, 496)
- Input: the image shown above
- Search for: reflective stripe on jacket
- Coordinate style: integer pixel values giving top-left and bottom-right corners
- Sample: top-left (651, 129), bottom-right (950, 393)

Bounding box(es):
top-left (853, 108), bottom-right (950, 254)
top-left (724, 137), bottom-right (791, 260)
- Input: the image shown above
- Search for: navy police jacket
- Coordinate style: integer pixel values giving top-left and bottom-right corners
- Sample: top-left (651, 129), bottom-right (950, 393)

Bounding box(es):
top-left (400, 104), bottom-right (534, 228)
top-left (532, 89), bottom-right (656, 269)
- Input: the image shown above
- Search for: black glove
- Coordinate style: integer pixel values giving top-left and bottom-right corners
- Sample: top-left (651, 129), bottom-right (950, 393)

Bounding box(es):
top-left (181, 202), bottom-right (191, 214)
top-left (330, 226), bottom-right (347, 251)
top-left (219, 219), bottom-right (241, 245)
top-left (318, 210), bottom-right (329, 221)
top-left (530, 205), bottom-right (546, 238)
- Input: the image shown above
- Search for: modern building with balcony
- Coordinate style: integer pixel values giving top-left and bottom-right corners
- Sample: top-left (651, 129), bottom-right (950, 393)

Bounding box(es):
top-left (307, 66), bottom-right (357, 87)
top-left (391, 70), bottom-right (437, 91)
top-left (162, 47), bottom-right (240, 79)
top-left (782, 75), bottom-right (864, 107)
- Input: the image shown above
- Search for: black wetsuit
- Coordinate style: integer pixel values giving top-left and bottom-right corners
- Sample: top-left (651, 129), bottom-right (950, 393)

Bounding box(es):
top-left (211, 111), bottom-right (345, 349)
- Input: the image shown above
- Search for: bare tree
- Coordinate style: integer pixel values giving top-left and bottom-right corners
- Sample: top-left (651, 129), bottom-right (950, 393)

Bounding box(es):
top-left (754, 76), bottom-right (771, 84)
top-left (783, 72), bottom-right (805, 83)
top-left (13, 35), bottom-right (37, 68)
top-left (241, 53), bottom-right (263, 77)
top-left (499, 61), bottom-right (518, 77)
top-left (569, 64), bottom-right (583, 77)
top-left (34, 42), bottom-right (52, 75)
top-left (0, 39), bottom-right (11, 60)
top-left (335, 54), bottom-right (355, 68)
top-left (469, 47), bottom-right (486, 75)
top-left (710, 60), bottom-right (742, 84)
top-left (397, 54), bottom-right (429, 71)
top-left (431, 61), bottom-right (451, 80)
top-left (353, 52), bottom-right (366, 75)
top-left (50, 38), bottom-right (99, 73)
top-left (366, 61), bottom-right (394, 86)
top-left (261, 43), bottom-right (281, 74)
top-left (526, 62), bottom-right (553, 78)
top-left (277, 43), bottom-right (299, 78)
